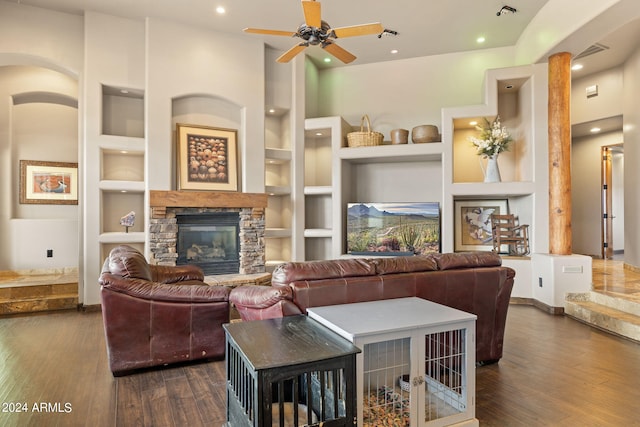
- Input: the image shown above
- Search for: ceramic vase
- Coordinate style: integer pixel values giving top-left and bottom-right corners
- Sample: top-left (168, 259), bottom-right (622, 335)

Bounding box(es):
top-left (483, 154), bottom-right (501, 183)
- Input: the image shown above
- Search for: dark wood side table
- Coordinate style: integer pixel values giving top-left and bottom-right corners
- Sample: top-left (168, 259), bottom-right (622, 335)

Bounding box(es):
top-left (224, 315), bottom-right (361, 426)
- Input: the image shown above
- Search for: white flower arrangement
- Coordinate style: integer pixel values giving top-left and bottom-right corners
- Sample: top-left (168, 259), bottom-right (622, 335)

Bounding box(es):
top-left (469, 116), bottom-right (512, 158)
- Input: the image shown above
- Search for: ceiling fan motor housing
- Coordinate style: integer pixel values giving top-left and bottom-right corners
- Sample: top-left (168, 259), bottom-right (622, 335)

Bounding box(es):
top-left (297, 20), bottom-right (331, 45)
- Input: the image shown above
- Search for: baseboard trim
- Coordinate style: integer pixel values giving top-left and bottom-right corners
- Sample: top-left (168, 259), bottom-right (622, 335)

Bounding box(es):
top-left (79, 304), bottom-right (102, 313)
top-left (509, 297), bottom-right (564, 315)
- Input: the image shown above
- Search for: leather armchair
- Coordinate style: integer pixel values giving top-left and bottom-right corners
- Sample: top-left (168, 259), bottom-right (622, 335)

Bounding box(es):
top-left (99, 245), bottom-right (230, 375)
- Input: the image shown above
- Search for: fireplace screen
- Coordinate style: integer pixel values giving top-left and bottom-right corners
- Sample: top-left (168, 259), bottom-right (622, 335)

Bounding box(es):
top-left (176, 212), bottom-right (240, 275)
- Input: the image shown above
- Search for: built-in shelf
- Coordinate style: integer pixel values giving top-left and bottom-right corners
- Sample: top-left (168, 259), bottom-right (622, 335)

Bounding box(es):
top-left (266, 260), bottom-right (287, 267)
top-left (304, 186), bottom-right (332, 195)
top-left (99, 232), bottom-right (145, 244)
top-left (265, 228), bottom-right (292, 238)
top-left (98, 135), bottom-right (145, 152)
top-left (304, 229), bottom-right (333, 238)
top-left (265, 148), bottom-right (292, 163)
top-left (338, 143), bottom-right (443, 163)
top-left (99, 180), bottom-right (145, 192)
top-left (102, 85), bottom-right (144, 138)
top-left (450, 181), bottom-right (536, 197)
top-left (265, 185), bottom-right (291, 196)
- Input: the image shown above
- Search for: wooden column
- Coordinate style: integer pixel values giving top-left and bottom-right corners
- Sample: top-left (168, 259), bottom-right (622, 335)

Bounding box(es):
top-left (548, 52), bottom-right (572, 255)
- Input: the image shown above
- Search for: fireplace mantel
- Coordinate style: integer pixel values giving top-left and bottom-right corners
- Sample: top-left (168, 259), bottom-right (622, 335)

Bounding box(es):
top-left (150, 190), bottom-right (267, 217)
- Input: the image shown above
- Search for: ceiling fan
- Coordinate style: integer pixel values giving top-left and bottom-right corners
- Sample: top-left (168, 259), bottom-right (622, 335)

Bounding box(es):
top-left (243, 0), bottom-right (384, 64)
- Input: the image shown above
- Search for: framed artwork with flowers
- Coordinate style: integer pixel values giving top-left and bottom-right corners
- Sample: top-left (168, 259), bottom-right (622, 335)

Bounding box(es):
top-left (176, 123), bottom-right (238, 192)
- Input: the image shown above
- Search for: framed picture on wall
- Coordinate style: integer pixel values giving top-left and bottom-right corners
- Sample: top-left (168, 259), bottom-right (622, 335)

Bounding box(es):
top-left (454, 199), bottom-right (508, 252)
top-left (19, 160), bottom-right (78, 205)
top-left (176, 123), bottom-right (238, 191)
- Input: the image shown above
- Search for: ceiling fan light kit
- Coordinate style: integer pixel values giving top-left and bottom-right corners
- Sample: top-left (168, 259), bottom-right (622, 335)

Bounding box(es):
top-left (243, 0), bottom-right (384, 64)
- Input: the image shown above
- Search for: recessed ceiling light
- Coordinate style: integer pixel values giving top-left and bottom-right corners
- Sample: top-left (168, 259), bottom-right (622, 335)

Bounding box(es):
top-left (315, 132), bottom-right (323, 136)
top-left (572, 64), bottom-right (583, 71)
top-left (390, 49), bottom-right (398, 54)
top-left (476, 36), bottom-right (486, 44)
top-left (590, 127), bottom-right (601, 133)
top-left (120, 89), bottom-right (129, 94)
top-left (469, 121), bottom-right (478, 126)
top-left (268, 108), bottom-right (276, 114)
top-left (323, 57), bottom-right (331, 63)
top-left (120, 150), bottom-right (128, 154)
top-left (216, 6), bottom-right (226, 14)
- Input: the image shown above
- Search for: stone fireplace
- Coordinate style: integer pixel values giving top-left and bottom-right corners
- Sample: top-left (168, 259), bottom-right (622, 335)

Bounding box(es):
top-left (149, 190), bottom-right (268, 275)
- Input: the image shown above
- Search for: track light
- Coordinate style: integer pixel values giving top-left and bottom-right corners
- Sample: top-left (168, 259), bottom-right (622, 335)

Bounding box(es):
top-left (497, 5), bottom-right (517, 16)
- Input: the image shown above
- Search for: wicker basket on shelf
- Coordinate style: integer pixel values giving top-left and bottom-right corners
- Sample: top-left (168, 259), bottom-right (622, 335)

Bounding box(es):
top-left (347, 115), bottom-right (384, 147)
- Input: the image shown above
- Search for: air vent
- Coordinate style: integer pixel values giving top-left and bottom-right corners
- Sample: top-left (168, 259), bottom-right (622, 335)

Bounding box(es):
top-left (574, 43), bottom-right (609, 60)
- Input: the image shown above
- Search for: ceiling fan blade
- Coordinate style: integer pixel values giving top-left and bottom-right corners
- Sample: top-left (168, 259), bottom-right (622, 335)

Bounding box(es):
top-left (244, 28), bottom-right (297, 37)
top-left (332, 22), bottom-right (384, 38)
top-left (277, 44), bottom-right (307, 63)
top-left (322, 42), bottom-right (356, 64)
top-left (302, 0), bottom-right (321, 28)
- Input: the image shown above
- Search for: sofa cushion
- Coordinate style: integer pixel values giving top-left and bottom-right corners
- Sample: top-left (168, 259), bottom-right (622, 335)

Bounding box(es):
top-left (371, 255), bottom-right (438, 275)
top-left (433, 251), bottom-right (502, 270)
top-left (108, 245), bottom-right (152, 281)
top-left (101, 274), bottom-right (230, 303)
top-left (272, 259), bottom-right (376, 285)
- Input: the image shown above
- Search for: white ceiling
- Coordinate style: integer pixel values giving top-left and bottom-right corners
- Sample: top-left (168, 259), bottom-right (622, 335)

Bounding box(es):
top-left (6, 0), bottom-right (640, 135)
top-left (6, 0), bottom-right (553, 68)
top-left (7, 0), bottom-right (640, 73)
top-left (6, 0), bottom-right (639, 73)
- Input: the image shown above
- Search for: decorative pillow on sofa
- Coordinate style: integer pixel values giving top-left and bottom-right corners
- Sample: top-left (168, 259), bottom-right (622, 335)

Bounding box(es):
top-left (107, 245), bottom-right (152, 281)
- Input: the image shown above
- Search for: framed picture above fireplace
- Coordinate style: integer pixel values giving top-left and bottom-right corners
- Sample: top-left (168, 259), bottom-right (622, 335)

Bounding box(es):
top-left (176, 123), bottom-right (238, 192)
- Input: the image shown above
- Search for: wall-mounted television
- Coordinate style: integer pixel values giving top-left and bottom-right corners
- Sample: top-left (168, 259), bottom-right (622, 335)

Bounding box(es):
top-left (347, 202), bottom-right (440, 256)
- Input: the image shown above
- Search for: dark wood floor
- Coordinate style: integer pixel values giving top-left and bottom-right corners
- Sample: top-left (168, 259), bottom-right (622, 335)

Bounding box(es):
top-left (1, 305), bottom-right (639, 426)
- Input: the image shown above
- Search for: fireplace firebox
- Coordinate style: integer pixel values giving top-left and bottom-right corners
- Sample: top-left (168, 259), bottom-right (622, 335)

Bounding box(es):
top-left (176, 212), bottom-right (240, 275)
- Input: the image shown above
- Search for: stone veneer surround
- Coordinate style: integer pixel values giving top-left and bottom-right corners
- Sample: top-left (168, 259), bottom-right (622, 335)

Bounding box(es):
top-left (149, 191), bottom-right (268, 275)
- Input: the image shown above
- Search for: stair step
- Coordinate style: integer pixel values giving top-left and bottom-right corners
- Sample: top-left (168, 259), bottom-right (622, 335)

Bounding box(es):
top-left (0, 273), bottom-right (79, 315)
top-left (0, 294), bottom-right (78, 315)
top-left (567, 291), bottom-right (640, 316)
top-left (565, 299), bottom-right (640, 342)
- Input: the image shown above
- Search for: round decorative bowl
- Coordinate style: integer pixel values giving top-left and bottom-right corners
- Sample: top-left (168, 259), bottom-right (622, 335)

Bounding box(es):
top-left (411, 125), bottom-right (440, 143)
top-left (390, 128), bottom-right (409, 144)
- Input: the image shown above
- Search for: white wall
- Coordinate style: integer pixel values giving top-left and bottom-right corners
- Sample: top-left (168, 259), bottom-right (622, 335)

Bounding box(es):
top-left (623, 45), bottom-right (640, 267)
top-left (572, 67), bottom-right (623, 125)
top-left (0, 2), bottom-right (83, 74)
top-left (318, 47), bottom-right (516, 135)
top-left (145, 18), bottom-right (265, 193)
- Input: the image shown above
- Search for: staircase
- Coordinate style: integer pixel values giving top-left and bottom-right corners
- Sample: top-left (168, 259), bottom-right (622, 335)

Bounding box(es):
top-left (0, 270), bottom-right (79, 315)
top-left (565, 292), bottom-right (640, 342)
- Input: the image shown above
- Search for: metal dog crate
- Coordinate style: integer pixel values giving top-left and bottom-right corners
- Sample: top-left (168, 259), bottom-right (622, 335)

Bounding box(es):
top-left (308, 298), bottom-right (478, 426)
top-left (224, 315), bottom-right (361, 426)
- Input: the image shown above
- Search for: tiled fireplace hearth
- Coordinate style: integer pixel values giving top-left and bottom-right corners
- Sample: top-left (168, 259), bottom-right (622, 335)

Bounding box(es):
top-left (149, 190), bottom-right (268, 275)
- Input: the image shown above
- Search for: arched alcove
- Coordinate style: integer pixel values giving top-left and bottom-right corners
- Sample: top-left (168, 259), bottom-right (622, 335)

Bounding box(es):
top-left (0, 64), bottom-right (79, 271)
top-left (171, 94), bottom-right (244, 189)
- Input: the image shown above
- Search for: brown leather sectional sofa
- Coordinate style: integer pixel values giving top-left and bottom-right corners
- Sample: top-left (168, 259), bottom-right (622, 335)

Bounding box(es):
top-left (99, 245), bottom-right (230, 375)
top-left (230, 252), bottom-right (515, 364)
